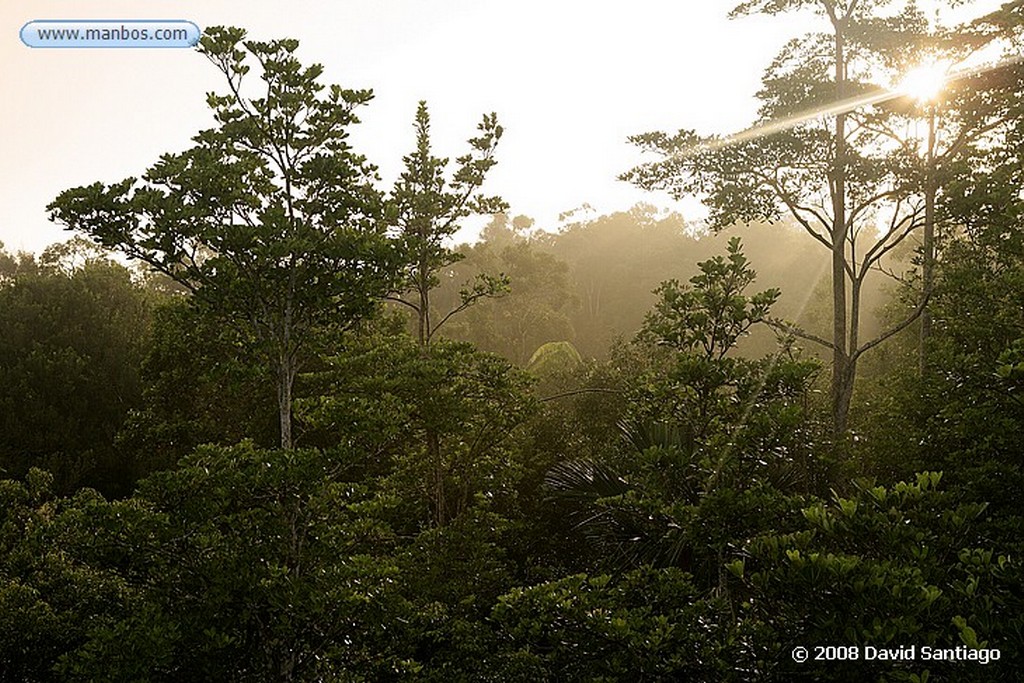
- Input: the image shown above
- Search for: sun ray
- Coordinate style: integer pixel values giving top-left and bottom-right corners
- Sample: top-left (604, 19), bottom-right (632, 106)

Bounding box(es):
top-left (674, 54), bottom-right (1024, 158)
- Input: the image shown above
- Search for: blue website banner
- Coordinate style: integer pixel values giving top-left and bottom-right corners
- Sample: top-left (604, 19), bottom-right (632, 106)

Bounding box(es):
top-left (21, 20), bottom-right (201, 49)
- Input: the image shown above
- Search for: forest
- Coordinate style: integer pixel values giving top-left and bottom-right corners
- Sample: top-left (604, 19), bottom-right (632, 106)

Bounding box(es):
top-left (2, 2), bottom-right (1024, 681)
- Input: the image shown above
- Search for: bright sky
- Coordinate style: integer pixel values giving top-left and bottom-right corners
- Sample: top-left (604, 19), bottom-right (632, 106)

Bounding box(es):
top-left (0, 1), bottom-right (1006, 253)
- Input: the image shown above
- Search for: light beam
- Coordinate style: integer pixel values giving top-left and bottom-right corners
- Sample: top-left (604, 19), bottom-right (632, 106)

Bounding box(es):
top-left (676, 54), bottom-right (1023, 158)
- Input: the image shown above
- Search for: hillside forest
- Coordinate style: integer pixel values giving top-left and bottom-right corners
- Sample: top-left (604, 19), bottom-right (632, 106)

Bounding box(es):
top-left (3, 4), bottom-right (1024, 681)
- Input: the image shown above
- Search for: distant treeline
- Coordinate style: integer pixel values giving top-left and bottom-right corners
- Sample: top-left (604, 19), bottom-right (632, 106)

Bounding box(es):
top-left (433, 207), bottom-right (896, 364)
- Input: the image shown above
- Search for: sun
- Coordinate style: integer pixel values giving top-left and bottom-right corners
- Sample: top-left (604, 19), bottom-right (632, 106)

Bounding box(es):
top-left (897, 60), bottom-right (951, 103)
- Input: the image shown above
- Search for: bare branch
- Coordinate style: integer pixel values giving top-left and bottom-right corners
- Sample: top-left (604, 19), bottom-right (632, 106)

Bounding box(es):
top-left (770, 180), bottom-right (834, 249)
top-left (765, 317), bottom-right (837, 351)
top-left (428, 288), bottom-right (506, 342)
top-left (384, 295), bottom-right (420, 313)
top-left (851, 291), bottom-right (930, 364)
top-left (860, 211), bottom-right (923, 278)
top-left (869, 262), bottom-right (912, 284)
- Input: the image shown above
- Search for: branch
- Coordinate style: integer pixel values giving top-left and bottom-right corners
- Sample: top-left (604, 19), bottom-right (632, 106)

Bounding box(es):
top-left (765, 317), bottom-right (837, 352)
top-left (937, 115), bottom-right (1011, 165)
top-left (850, 291), bottom-right (930, 364)
top-left (869, 262), bottom-right (912, 284)
top-left (847, 187), bottom-right (905, 228)
top-left (427, 289), bottom-right (502, 342)
top-left (384, 295), bottom-right (419, 313)
top-left (792, 203), bottom-right (835, 247)
top-left (131, 249), bottom-right (201, 294)
top-left (860, 210), bottom-right (923, 278)
top-left (854, 118), bottom-right (920, 159)
top-left (770, 181), bottom-right (834, 249)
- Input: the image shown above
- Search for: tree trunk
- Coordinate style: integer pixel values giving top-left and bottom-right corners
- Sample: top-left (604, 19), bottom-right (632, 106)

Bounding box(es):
top-left (277, 350), bottom-right (295, 450)
top-left (414, 270), bottom-right (447, 526)
top-left (417, 261), bottom-right (430, 349)
top-left (920, 107), bottom-right (937, 375)
top-left (834, 359), bottom-right (855, 436)
top-left (277, 651), bottom-right (296, 682)
top-left (429, 430), bottom-right (445, 527)
top-left (831, 19), bottom-right (852, 436)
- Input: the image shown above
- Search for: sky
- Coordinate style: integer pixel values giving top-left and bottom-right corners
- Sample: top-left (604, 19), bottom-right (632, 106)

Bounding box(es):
top-left (0, 1), bottom-right (1007, 253)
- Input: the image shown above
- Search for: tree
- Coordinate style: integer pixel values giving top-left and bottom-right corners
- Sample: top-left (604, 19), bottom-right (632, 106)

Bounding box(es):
top-left (387, 101), bottom-right (508, 351)
top-left (31, 443), bottom-right (414, 682)
top-left (117, 298), bottom-right (280, 473)
top-left (303, 324), bottom-right (536, 529)
top-left (0, 251), bottom-right (152, 496)
top-left (48, 27), bottom-right (396, 450)
top-left (490, 568), bottom-right (736, 680)
top-left (380, 102), bottom-right (516, 528)
top-left (871, 12), bottom-right (1024, 373)
top-left (0, 242), bottom-right (20, 284)
top-left (478, 211), bottom-right (536, 248)
top-left (623, 1), bottom-right (1016, 434)
top-left (632, 238), bottom-right (818, 459)
top-left (859, 87), bottom-right (1024, 529)
top-left (444, 237), bottom-right (576, 364)
top-left (526, 341), bottom-right (583, 379)
top-left (641, 237), bottom-right (778, 364)
top-left (542, 206), bottom-right (708, 360)
top-left (547, 240), bottom-right (822, 588)
top-left (0, 469), bottom-right (134, 681)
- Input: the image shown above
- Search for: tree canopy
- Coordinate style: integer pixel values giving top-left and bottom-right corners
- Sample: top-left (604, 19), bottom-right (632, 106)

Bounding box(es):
top-left (48, 26), bottom-right (397, 449)
top-left (7, 10), bottom-right (1024, 681)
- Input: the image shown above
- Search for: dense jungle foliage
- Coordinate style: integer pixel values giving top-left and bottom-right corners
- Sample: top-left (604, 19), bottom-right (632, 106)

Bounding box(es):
top-left (4, 6), bottom-right (1024, 681)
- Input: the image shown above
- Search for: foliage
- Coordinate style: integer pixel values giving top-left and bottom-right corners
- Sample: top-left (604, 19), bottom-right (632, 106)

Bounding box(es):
top-left (640, 237), bottom-right (778, 359)
top-left (54, 442), bottom-right (413, 681)
top-left (388, 101), bottom-right (509, 348)
top-left (48, 26), bottom-right (397, 448)
top-left (436, 208), bottom-right (860, 365)
top-left (302, 326), bottom-right (536, 529)
top-left (0, 254), bottom-right (152, 496)
top-left (536, 206), bottom-right (711, 360)
top-left (733, 473), bottom-right (1023, 681)
top-left (6, 15), bottom-right (1024, 682)
top-left (0, 470), bottom-right (133, 682)
top-left (526, 341), bottom-right (583, 380)
top-left (858, 151), bottom-right (1024, 548)
top-left (547, 240), bottom-right (824, 589)
top-left (442, 233), bottom-right (575, 364)
top-left (632, 238), bottom-right (818, 461)
top-left (117, 299), bottom-right (279, 472)
top-left (0, 242), bottom-right (18, 283)
top-left (622, 1), bottom-right (1020, 433)
top-left (491, 568), bottom-right (736, 681)
top-left (534, 208), bottom-right (826, 362)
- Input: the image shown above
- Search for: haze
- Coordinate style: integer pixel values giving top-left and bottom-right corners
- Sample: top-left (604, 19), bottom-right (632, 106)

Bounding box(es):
top-left (1, 0), bottom-right (1002, 253)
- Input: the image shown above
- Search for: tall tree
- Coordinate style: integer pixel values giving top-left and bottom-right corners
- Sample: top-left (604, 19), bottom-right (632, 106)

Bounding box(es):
top-left (865, 7), bottom-right (1024, 372)
top-left (383, 102), bottom-right (512, 526)
top-left (48, 27), bottom-right (396, 449)
top-left (623, 1), bottom-right (1013, 434)
top-left (387, 101), bottom-right (508, 350)
top-left (546, 238), bottom-right (821, 587)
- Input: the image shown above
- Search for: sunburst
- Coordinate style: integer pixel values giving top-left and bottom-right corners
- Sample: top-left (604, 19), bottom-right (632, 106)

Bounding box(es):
top-left (898, 60), bottom-right (952, 103)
